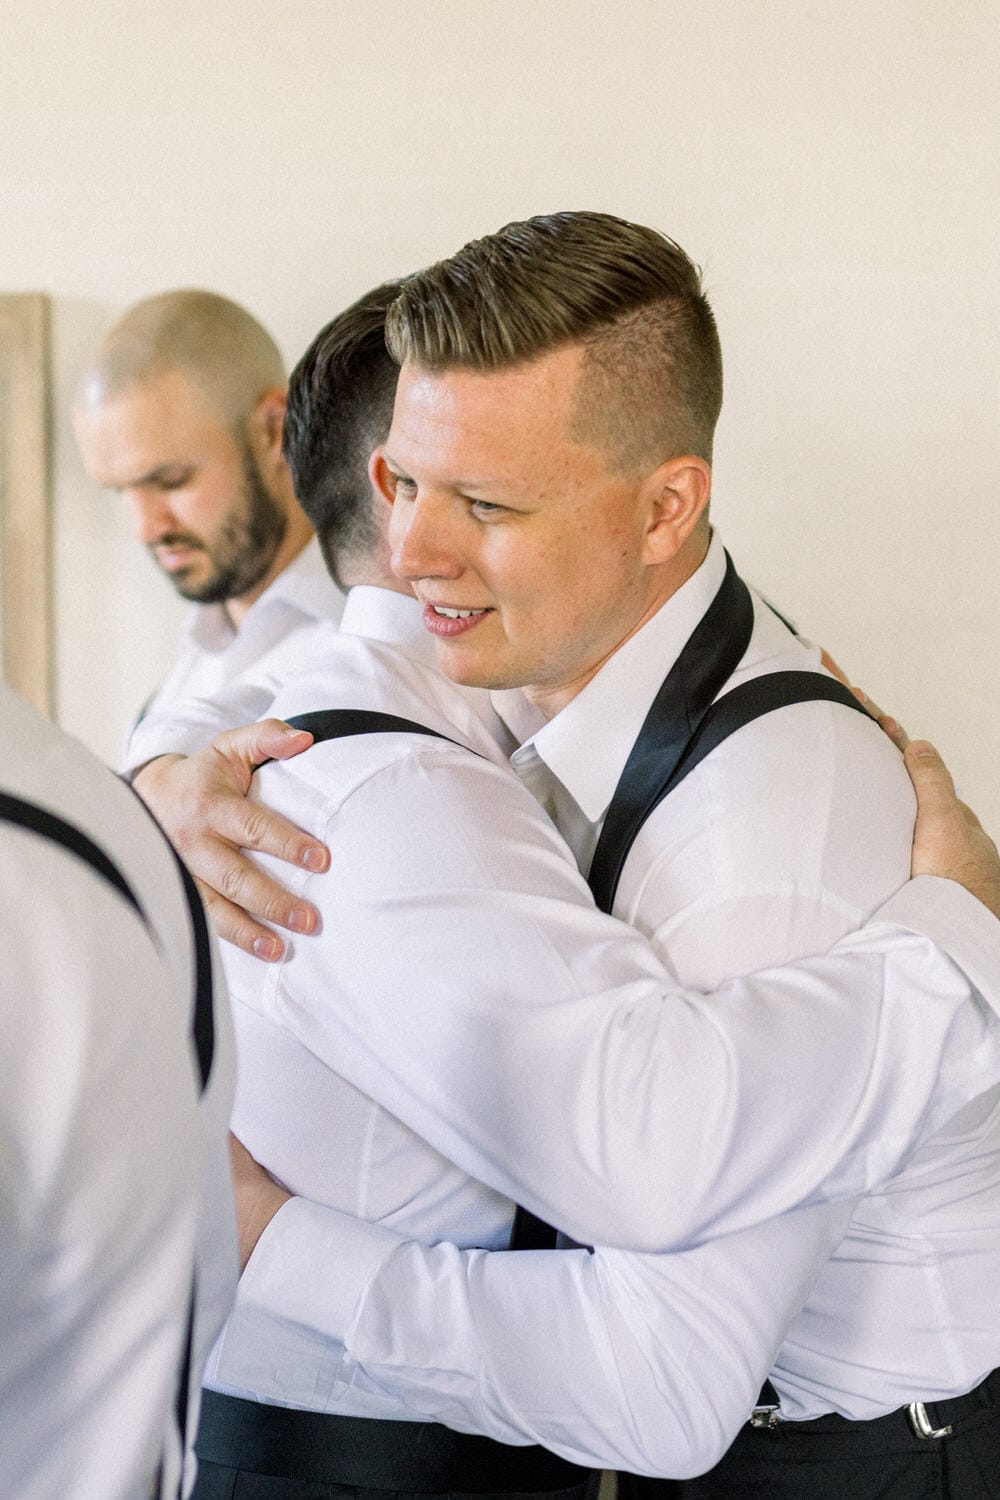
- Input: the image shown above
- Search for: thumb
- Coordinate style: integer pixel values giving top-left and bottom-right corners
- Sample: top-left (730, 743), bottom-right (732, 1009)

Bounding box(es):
top-left (904, 740), bottom-right (956, 816)
top-left (213, 718), bottom-right (314, 776)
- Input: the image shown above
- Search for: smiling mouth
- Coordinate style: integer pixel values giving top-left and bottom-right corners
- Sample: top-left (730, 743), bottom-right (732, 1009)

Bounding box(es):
top-left (422, 603), bottom-right (490, 638)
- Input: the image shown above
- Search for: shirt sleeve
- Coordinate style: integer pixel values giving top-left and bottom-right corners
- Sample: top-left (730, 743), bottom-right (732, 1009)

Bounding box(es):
top-left (219, 1191), bottom-right (855, 1477)
top-left (122, 676), bottom-right (285, 775)
top-left (247, 748), bottom-right (1000, 1252)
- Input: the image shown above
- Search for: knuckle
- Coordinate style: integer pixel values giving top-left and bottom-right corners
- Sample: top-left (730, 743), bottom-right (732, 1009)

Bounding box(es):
top-left (217, 862), bottom-right (249, 902)
top-left (258, 892), bottom-right (291, 925)
top-left (240, 807), bottom-right (272, 850)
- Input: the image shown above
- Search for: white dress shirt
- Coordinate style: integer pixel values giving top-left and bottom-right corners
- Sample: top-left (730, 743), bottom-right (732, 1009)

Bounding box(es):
top-left (216, 546), bottom-right (1000, 1478)
top-left (0, 684), bottom-right (237, 1499)
top-left (125, 536), bottom-right (344, 771)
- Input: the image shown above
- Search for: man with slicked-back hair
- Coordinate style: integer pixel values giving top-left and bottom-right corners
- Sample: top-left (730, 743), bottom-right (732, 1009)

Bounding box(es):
top-left (128, 252), bottom-right (1000, 1500)
top-left (73, 289), bottom-right (345, 761)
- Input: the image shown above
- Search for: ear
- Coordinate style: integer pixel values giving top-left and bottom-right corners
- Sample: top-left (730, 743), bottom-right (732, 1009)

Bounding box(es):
top-left (248, 389), bottom-right (288, 463)
top-left (368, 448), bottom-right (397, 511)
top-left (640, 456), bottom-right (712, 566)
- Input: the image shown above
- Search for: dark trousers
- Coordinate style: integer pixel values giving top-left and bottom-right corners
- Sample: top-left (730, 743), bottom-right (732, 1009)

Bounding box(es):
top-left (193, 1465), bottom-right (597, 1500)
top-left (191, 1392), bottom-right (599, 1500)
top-left (617, 1370), bottom-right (1000, 1499)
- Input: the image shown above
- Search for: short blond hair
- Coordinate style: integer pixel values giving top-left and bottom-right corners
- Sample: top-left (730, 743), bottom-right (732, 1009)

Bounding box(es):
top-left (385, 212), bottom-right (723, 470)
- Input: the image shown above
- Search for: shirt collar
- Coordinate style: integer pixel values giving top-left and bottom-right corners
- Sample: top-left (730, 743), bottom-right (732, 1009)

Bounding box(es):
top-left (188, 536), bottom-right (345, 651)
top-left (513, 531), bottom-right (728, 823)
top-left (338, 586), bottom-right (438, 665)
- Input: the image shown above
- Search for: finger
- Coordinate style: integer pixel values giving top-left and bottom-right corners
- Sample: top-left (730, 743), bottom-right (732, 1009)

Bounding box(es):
top-left (189, 793), bottom-right (329, 873)
top-left (195, 879), bottom-right (289, 962)
top-left (212, 718), bottom-right (313, 773)
top-left (819, 648), bottom-right (850, 688)
top-left (192, 843), bottom-right (321, 935)
top-left (851, 689), bottom-right (909, 751)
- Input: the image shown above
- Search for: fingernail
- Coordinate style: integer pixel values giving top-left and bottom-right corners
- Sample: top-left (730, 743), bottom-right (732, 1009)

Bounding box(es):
top-left (300, 846), bottom-right (326, 871)
top-left (288, 907), bottom-right (314, 934)
top-left (253, 935), bottom-right (283, 962)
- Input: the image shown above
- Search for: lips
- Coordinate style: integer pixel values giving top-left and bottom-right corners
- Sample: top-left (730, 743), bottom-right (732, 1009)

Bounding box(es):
top-left (422, 603), bottom-right (490, 638)
top-left (155, 545), bottom-right (199, 571)
top-left (151, 536), bottom-right (205, 571)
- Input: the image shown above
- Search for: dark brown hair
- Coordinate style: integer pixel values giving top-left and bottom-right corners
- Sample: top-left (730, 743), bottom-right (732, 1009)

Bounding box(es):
top-left (282, 281), bottom-right (404, 585)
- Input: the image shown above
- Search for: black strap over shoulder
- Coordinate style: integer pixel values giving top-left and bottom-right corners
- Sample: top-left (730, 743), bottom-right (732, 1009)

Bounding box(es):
top-left (588, 553), bottom-right (756, 913)
top-left (588, 556), bottom-right (871, 914)
top-left (171, 855), bottom-right (215, 1094)
top-left (663, 670), bottom-right (869, 802)
top-left (286, 708), bottom-right (465, 750)
top-left (279, 709), bottom-right (556, 1256)
top-left (0, 790), bottom-right (147, 923)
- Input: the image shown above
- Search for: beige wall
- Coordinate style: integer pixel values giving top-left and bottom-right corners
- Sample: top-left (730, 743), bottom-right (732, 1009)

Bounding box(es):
top-left (3, 0), bottom-right (998, 832)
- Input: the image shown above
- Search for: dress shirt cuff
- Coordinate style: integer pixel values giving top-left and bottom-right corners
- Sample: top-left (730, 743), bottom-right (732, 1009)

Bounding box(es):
top-left (122, 721), bottom-right (215, 778)
top-left (214, 1198), bottom-right (404, 1405)
top-left (869, 875), bottom-right (1000, 1018)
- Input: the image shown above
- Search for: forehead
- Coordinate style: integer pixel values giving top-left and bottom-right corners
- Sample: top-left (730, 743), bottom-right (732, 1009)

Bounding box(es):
top-left (74, 368), bottom-right (234, 478)
top-left (388, 344), bottom-right (591, 479)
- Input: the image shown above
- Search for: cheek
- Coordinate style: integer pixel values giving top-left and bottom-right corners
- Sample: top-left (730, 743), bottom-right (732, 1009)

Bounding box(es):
top-left (185, 484), bottom-right (230, 530)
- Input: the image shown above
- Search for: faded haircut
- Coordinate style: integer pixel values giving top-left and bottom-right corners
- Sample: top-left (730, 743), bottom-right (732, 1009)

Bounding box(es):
top-left (77, 289), bottom-right (286, 430)
top-left (385, 211), bottom-right (723, 469)
top-left (282, 281), bottom-right (404, 587)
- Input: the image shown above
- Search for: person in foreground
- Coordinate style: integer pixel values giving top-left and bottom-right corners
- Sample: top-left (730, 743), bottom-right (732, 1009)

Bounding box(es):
top-left (226, 215), bottom-right (1000, 1498)
top-left (0, 681), bottom-right (236, 1498)
top-left (72, 287), bottom-right (344, 776)
top-left (131, 239), bottom-right (1000, 1499)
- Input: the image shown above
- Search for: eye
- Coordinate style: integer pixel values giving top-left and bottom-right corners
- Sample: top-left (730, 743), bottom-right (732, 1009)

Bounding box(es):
top-left (390, 473), bottom-right (417, 498)
top-left (157, 469), bottom-right (195, 492)
top-left (469, 499), bottom-right (506, 519)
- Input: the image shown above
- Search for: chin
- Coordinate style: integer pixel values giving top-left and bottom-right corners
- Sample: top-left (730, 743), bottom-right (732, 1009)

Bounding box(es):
top-left (434, 648), bottom-right (525, 694)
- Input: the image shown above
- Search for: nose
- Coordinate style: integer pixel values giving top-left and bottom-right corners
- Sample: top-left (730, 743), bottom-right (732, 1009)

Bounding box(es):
top-left (123, 488), bottom-right (175, 546)
top-left (390, 493), bottom-right (464, 584)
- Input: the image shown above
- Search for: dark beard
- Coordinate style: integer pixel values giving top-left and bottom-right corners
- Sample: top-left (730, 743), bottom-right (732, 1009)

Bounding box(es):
top-left (174, 443), bottom-right (287, 605)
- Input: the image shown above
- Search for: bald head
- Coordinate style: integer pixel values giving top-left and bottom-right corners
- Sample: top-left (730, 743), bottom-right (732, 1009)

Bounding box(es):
top-left (76, 289), bottom-right (286, 429)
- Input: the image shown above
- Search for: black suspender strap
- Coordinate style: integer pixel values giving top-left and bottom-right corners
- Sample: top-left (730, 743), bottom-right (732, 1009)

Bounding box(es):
top-left (581, 557), bottom-right (872, 1423)
top-left (248, 708), bottom-right (593, 1482)
top-left (119, 783), bottom-right (217, 1097)
top-left (172, 855), bottom-right (216, 1093)
top-left (0, 786), bottom-right (216, 1495)
top-left (0, 790), bottom-right (147, 923)
top-left (115, 788), bottom-right (218, 1494)
top-left (285, 708), bottom-right (467, 750)
top-left (662, 669), bottom-right (870, 803)
top-left (164, 855), bottom-right (217, 1487)
top-left (280, 709), bottom-right (553, 1255)
top-left (587, 554), bottom-right (871, 915)
top-left (588, 552), bottom-right (756, 914)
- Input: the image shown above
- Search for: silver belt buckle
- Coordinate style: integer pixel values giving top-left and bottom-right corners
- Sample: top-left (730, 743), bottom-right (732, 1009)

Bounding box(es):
top-left (906, 1402), bottom-right (953, 1440)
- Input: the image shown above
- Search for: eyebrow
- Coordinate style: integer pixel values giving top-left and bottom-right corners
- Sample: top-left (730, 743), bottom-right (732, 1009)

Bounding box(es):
top-left (119, 461), bottom-right (195, 489)
top-left (381, 452), bottom-right (503, 494)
